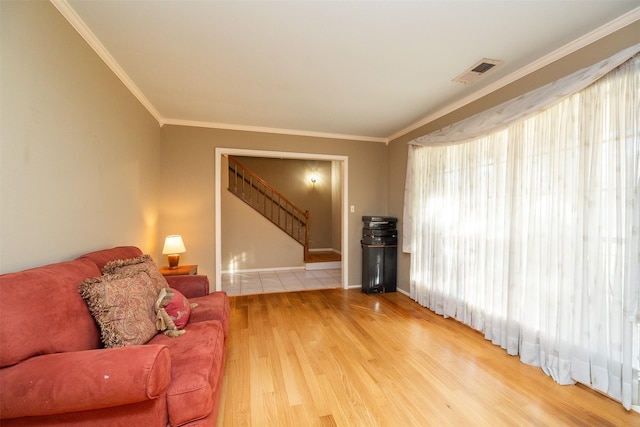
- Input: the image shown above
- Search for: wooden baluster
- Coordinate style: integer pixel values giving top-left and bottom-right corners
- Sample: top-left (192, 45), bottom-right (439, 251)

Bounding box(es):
top-left (234, 163), bottom-right (237, 193)
top-left (241, 167), bottom-right (245, 199)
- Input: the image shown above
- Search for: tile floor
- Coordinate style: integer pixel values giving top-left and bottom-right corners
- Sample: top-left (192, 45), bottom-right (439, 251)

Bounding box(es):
top-left (221, 268), bottom-right (342, 296)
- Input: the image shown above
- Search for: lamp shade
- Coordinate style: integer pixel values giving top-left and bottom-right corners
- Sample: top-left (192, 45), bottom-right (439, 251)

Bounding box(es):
top-left (162, 235), bottom-right (186, 254)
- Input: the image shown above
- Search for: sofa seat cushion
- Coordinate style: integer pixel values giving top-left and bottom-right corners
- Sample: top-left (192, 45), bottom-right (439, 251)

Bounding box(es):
top-left (189, 292), bottom-right (230, 337)
top-left (148, 320), bottom-right (225, 427)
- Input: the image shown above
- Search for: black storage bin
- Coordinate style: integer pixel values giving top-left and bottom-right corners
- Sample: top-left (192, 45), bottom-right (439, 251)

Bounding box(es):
top-left (361, 216), bottom-right (397, 293)
top-left (361, 243), bottom-right (397, 293)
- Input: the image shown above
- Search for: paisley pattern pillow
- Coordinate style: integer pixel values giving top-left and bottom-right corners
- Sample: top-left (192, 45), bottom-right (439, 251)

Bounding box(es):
top-left (79, 270), bottom-right (159, 348)
top-left (103, 254), bottom-right (168, 292)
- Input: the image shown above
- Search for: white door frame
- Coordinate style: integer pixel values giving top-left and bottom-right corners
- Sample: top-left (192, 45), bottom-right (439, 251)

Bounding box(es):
top-left (214, 147), bottom-right (348, 291)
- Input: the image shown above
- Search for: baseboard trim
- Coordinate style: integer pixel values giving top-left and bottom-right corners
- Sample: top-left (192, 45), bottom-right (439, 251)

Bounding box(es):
top-left (348, 285), bottom-right (411, 296)
top-left (397, 288), bottom-right (410, 297)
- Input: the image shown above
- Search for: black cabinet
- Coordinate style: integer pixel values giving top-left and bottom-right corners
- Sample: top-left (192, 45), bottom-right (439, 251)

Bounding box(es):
top-left (361, 216), bottom-right (397, 294)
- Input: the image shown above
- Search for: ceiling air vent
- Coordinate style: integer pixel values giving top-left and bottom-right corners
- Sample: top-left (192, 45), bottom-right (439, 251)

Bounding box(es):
top-left (453, 58), bottom-right (504, 85)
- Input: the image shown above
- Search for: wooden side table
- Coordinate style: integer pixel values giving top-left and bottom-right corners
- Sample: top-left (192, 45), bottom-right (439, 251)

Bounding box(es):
top-left (160, 264), bottom-right (198, 276)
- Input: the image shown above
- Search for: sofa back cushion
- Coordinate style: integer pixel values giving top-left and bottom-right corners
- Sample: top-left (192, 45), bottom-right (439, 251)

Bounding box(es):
top-left (0, 258), bottom-right (102, 368)
top-left (76, 246), bottom-right (143, 271)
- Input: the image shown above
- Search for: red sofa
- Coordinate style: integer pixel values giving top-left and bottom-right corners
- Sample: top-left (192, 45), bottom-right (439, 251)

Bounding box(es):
top-left (0, 246), bottom-right (229, 426)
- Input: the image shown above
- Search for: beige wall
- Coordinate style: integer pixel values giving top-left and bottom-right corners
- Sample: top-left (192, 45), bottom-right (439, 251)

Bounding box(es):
top-left (0, 1), bottom-right (161, 274)
top-left (160, 125), bottom-right (388, 287)
top-left (222, 189), bottom-right (304, 271)
top-left (387, 20), bottom-right (640, 293)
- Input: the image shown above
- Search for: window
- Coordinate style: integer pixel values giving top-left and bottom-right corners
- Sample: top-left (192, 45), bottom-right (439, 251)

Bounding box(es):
top-left (405, 52), bottom-right (639, 409)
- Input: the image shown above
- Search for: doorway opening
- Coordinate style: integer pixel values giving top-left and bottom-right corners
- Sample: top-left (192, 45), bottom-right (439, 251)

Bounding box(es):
top-left (214, 148), bottom-right (349, 292)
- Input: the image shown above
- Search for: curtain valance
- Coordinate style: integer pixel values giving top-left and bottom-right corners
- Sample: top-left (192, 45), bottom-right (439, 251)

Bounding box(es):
top-left (403, 44), bottom-right (640, 254)
top-left (409, 43), bottom-right (640, 147)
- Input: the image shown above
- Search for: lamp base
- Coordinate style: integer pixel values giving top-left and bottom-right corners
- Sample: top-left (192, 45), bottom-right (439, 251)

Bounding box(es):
top-left (167, 254), bottom-right (180, 269)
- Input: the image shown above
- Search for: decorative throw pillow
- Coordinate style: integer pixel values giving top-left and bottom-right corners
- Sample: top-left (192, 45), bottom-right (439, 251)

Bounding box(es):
top-left (103, 254), bottom-right (168, 292)
top-left (164, 288), bottom-right (194, 329)
top-left (156, 288), bottom-right (196, 331)
top-left (78, 270), bottom-right (159, 348)
top-left (154, 288), bottom-right (195, 337)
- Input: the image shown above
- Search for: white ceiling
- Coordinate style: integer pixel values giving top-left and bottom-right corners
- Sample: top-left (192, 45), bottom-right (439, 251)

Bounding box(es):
top-left (56, 0), bottom-right (640, 143)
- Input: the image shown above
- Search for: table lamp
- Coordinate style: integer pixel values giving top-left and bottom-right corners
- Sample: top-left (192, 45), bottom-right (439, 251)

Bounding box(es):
top-left (162, 235), bottom-right (186, 269)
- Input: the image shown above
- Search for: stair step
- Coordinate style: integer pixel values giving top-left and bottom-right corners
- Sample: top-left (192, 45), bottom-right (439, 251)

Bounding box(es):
top-left (305, 250), bottom-right (341, 263)
top-left (305, 261), bottom-right (342, 271)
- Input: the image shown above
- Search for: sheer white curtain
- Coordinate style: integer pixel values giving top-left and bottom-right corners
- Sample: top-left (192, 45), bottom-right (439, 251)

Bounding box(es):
top-left (405, 53), bottom-right (639, 409)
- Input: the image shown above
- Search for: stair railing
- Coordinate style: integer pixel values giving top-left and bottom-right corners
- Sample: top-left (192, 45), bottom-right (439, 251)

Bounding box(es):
top-left (227, 156), bottom-right (310, 260)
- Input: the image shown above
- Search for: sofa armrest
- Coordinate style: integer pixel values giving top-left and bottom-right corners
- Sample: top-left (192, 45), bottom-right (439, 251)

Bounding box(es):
top-left (166, 275), bottom-right (210, 298)
top-left (0, 345), bottom-right (171, 420)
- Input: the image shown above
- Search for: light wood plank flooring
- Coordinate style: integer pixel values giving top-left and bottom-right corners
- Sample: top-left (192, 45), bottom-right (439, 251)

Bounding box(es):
top-left (217, 289), bottom-right (640, 426)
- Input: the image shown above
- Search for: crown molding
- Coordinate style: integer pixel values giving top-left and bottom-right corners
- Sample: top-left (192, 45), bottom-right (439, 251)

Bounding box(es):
top-left (52, 0), bottom-right (637, 144)
top-left (51, 0), bottom-right (386, 143)
top-left (162, 118), bottom-right (388, 143)
top-left (50, 0), bottom-right (163, 125)
top-left (388, 6), bottom-right (640, 142)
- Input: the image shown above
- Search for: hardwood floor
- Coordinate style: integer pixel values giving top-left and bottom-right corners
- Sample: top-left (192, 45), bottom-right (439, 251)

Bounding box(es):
top-left (217, 289), bottom-right (640, 426)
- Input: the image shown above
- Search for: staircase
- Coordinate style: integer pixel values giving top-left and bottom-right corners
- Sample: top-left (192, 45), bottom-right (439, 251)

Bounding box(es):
top-left (304, 250), bottom-right (342, 271)
top-left (227, 156), bottom-right (310, 261)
